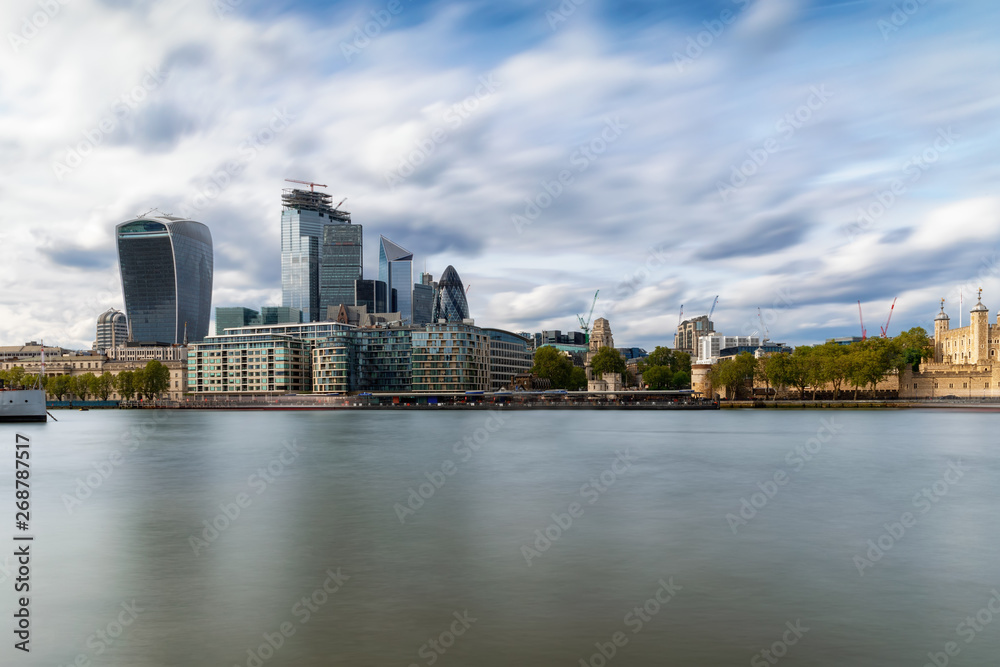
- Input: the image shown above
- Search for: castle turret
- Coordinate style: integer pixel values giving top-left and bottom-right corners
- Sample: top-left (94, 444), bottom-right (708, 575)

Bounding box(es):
top-left (971, 289), bottom-right (988, 364)
top-left (934, 299), bottom-right (949, 363)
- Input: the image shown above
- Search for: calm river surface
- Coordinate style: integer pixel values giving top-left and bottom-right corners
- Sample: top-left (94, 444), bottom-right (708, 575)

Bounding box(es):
top-left (2, 408), bottom-right (998, 666)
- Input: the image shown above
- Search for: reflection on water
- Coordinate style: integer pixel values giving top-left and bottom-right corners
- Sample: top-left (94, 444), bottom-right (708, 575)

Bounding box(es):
top-left (3, 408), bottom-right (999, 666)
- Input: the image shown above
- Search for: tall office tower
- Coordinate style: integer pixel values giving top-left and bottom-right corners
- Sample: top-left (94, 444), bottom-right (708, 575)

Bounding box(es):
top-left (215, 307), bottom-right (260, 336)
top-left (354, 279), bottom-right (389, 314)
top-left (116, 214), bottom-right (213, 344)
top-left (319, 223), bottom-right (363, 315)
top-left (432, 265), bottom-right (470, 323)
top-left (94, 308), bottom-right (128, 352)
top-left (281, 186), bottom-right (351, 322)
top-left (412, 272), bottom-right (434, 326)
top-left (378, 236), bottom-right (413, 323)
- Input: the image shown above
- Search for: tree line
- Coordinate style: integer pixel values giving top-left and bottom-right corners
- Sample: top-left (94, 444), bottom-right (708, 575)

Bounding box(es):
top-left (709, 327), bottom-right (933, 400)
top-left (529, 344), bottom-right (692, 390)
top-left (0, 360), bottom-right (173, 401)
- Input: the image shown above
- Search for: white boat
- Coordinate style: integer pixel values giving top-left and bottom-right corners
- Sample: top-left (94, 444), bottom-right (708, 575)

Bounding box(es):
top-left (0, 389), bottom-right (47, 422)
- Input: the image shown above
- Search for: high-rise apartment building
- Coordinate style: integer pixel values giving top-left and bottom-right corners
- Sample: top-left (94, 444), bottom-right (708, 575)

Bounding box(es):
top-left (319, 223), bottom-right (362, 315)
top-left (116, 214), bottom-right (213, 344)
top-left (281, 187), bottom-right (351, 322)
top-left (675, 315), bottom-right (715, 357)
top-left (94, 308), bottom-right (128, 352)
top-left (378, 236), bottom-right (413, 323)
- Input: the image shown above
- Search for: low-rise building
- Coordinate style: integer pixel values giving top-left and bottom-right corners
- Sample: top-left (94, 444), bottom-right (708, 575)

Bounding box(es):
top-left (412, 323), bottom-right (489, 391)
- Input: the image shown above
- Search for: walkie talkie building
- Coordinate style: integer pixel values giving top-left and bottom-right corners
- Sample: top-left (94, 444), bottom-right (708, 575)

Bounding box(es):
top-left (116, 215), bottom-right (214, 344)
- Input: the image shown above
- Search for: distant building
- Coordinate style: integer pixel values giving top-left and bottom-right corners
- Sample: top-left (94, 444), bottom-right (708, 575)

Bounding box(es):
top-left (116, 214), bottom-right (213, 344)
top-left (616, 347), bottom-right (647, 360)
top-left (0, 343), bottom-right (68, 363)
top-left (675, 315), bottom-right (714, 357)
top-left (432, 265), bottom-right (470, 323)
top-left (281, 186), bottom-right (351, 322)
top-left (260, 306), bottom-right (302, 325)
top-left (827, 336), bottom-right (864, 346)
top-left (484, 329), bottom-right (532, 391)
top-left (541, 330), bottom-right (587, 346)
top-left (106, 343), bottom-right (187, 362)
top-left (355, 279), bottom-right (389, 314)
top-left (697, 335), bottom-right (761, 363)
top-left (379, 236), bottom-right (413, 323)
top-left (319, 223), bottom-right (363, 315)
top-left (94, 308), bottom-right (128, 352)
top-left (413, 272), bottom-right (435, 326)
top-left (411, 323), bottom-right (489, 391)
top-left (586, 318), bottom-right (623, 392)
top-left (215, 307), bottom-right (260, 336)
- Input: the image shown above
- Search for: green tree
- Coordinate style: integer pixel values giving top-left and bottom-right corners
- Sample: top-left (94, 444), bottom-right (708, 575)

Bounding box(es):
top-left (639, 347), bottom-right (691, 389)
top-left (642, 364), bottom-right (674, 390)
top-left (116, 370), bottom-right (137, 401)
top-left (710, 352), bottom-right (756, 399)
top-left (142, 360), bottom-right (171, 399)
top-left (49, 375), bottom-right (71, 400)
top-left (591, 346), bottom-right (626, 377)
top-left (95, 372), bottom-right (115, 401)
top-left (567, 366), bottom-right (588, 391)
top-left (788, 346), bottom-right (812, 398)
top-left (74, 373), bottom-right (97, 400)
top-left (531, 346), bottom-right (574, 389)
top-left (760, 353), bottom-right (795, 400)
top-left (7, 366), bottom-right (26, 390)
top-left (814, 342), bottom-right (848, 399)
top-left (894, 326), bottom-right (933, 371)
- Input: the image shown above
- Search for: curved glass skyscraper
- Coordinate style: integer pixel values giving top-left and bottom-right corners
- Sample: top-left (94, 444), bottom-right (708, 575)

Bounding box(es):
top-left (432, 265), bottom-right (470, 322)
top-left (116, 215), bottom-right (213, 344)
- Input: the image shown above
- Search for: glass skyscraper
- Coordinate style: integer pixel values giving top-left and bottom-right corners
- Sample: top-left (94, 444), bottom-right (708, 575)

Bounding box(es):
top-left (354, 279), bottom-right (388, 314)
top-left (116, 215), bottom-right (213, 344)
top-left (319, 223), bottom-right (362, 315)
top-left (281, 188), bottom-right (351, 322)
top-left (432, 265), bottom-right (470, 323)
top-left (378, 236), bottom-right (413, 323)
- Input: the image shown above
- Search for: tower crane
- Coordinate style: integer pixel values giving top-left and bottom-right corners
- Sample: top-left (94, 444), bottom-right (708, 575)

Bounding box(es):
top-left (879, 297), bottom-right (897, 338)
top-left (284, 179), bottom-right (327, 192)
top-left (757, 307), bottom-right (769, 342)
top-left (858, 300), bottom-right (867, 340)
top-left (708, 295), bottom-right (719, 321)
top-left (677, 305), bottom-right (684, 327)
top-left (577, 290), bottom-right (600, 343)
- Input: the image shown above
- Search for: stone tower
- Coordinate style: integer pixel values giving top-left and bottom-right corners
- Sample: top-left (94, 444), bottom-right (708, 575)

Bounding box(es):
top-left (970, 289), bottom-right (989, 365)
top-left (934, 300), bottom-right (949, 363)
top-left (586, 317), bottom-right (622, 391)
top-left (589, 318), bottom-right (613, 352)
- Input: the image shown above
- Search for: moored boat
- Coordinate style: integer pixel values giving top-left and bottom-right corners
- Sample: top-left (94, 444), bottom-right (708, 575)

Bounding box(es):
top-left (0, 388), bottom-right (47, 422)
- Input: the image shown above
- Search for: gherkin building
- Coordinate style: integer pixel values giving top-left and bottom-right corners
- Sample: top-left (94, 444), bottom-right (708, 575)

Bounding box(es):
top-left (432, 265), bottom-right (470, 322)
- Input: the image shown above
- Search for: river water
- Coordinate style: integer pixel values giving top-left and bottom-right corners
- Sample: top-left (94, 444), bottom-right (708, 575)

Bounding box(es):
top-left (2, 408), bottom-right (998, 666)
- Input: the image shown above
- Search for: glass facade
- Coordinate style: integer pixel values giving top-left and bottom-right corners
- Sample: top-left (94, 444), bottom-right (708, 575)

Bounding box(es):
top-left (187, 333), bottom-right (311, 394)
top-left (281, 189), bottom-right (351, 322)
top-left (412, 283), bottom-right (434, 326)
top-left (411, 323), bottom-right (489, 391)
top-left (378, 236), bottom-right (413, 323)
top-left (117, 216), bottom-right (213, 344)
top-left (484, 328), bottom-right (532, 391)
top-left (354, 279), bottom-right (388, 314)
top-left (260, 307), bottom-right (302, 325)
top-left (319, 223), bottom-right (362, 314)
top-left (215, 307), bottom-right (259, 336)
top-left (432, 265), bottom-right (470, 323)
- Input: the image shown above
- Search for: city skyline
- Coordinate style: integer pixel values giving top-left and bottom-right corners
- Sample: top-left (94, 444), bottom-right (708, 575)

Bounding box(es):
top-left (4, 0), bottom-right (1000, 351)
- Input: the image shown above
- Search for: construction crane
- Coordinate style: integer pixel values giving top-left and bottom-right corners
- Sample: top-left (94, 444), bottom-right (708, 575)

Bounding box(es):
top-left (708, 295), bottom-right (719, 321)
top-left (465, 284), bottom-right (471, 295)
top-left (333, 197), bottom-right (347, 210)
top-left (757, 307), bottom-right (769, 342)
top-left (677, 304), bottom-right (684, 327)
top-left (577, 290), bottom-right (600, 343)
top-left (284, 178), bottom-right (327, 192)
top-left (879, 297), bottom-right (897, 338)
top-left (858, 300), bottom-right (867, 340)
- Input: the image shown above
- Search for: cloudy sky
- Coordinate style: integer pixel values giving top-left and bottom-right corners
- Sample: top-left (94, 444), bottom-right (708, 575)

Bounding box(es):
top-left (2, 0), bottom-right (999, 350)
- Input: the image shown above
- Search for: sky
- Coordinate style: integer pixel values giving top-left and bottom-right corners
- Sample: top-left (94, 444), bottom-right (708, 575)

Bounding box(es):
top-left (2, 0), bottom-right (999, 351)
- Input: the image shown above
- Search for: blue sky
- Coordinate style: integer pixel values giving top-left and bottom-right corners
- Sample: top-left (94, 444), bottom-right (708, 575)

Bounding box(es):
top-left (2, 0), bottom-right (999, 350)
